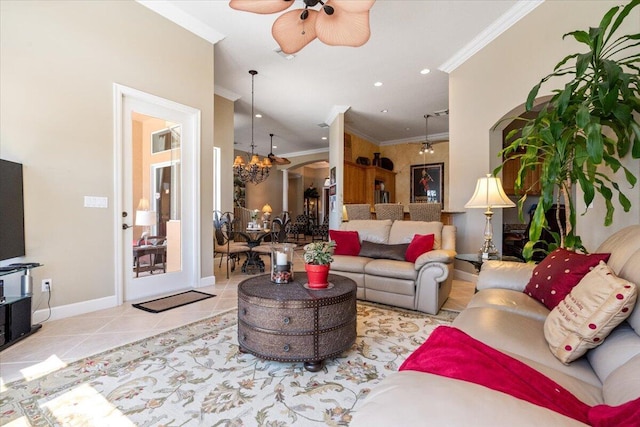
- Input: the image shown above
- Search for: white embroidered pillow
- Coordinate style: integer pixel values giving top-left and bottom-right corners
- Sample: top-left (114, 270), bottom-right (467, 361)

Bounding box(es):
top-left (544, 261), bottom-right (637, 364)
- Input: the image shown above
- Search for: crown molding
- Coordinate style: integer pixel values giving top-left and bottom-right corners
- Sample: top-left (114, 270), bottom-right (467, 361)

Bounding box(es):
top-left (324, 105), bottom-right (351, 127)
top-left (438, 0), bottom-right (544, 73)
top-left (136, 0), bottom-right (226, 44)
top-left (344, 124), bottom-right (381, 145)
top-left (214, 85), bottom-right (241, 101)
top-left (281, 146), bottom-right (330, 158)
top-left (379, 132), bottom-right (449, 146)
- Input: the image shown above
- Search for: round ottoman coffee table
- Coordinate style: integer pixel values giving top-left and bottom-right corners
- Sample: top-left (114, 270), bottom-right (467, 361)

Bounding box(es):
top-left (237, 272), bottom-right (357, 372)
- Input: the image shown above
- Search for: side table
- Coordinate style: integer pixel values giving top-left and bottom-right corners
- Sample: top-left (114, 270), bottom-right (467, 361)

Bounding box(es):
top-left (237, 273), bottom-right (357, 372)
top-left (456, 253), bottom-right (524, 273)
top-left (455, 253), bottom-right (500, 273)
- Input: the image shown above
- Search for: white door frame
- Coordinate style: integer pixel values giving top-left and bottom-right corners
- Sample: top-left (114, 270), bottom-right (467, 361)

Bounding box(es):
top-left (113, 83), bottom-right (201, 305)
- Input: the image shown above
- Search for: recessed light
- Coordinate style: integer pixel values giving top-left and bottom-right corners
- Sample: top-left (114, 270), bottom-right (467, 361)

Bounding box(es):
top-left (255, 114), bottom-right (262, 118)
top-left (273, 145), bottom-right (278, 149)
top-left (420, 68), bottom-right (431, 75)
top-left (321, 137), bottom-right (327, 140)
top-left (374, 81), bottom-right (383, 87)
top-left (381, 109), bottom-right (388, 113)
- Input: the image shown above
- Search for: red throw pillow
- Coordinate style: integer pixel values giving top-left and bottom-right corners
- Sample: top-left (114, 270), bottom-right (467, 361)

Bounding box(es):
top-left (405, 234), bottom-right (435, 263)
top-left (329, 230), bottom-right (361, 256)
top-left (523, 248), bottom-right (610, 310)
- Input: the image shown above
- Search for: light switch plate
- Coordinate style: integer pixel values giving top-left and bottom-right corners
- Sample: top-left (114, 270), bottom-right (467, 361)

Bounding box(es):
top-left (84, 196), bottom-right (108, 208)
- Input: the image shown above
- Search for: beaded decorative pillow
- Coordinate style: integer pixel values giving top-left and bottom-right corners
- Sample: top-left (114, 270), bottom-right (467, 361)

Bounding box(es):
top-left (544, 261), bottom-right (637, 364)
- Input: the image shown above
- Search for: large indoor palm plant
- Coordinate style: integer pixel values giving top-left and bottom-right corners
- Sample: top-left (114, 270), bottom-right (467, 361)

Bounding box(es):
top-left (495, 0), bottom-right (639, 260)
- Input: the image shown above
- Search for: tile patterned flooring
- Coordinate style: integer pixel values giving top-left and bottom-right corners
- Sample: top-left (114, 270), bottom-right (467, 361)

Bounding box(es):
top-left (0, 247), bottom-right (475, 386)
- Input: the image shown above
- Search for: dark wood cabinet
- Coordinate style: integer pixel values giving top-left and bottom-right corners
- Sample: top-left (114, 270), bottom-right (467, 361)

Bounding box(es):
top-left (502, 150), bottom-right (541, 196)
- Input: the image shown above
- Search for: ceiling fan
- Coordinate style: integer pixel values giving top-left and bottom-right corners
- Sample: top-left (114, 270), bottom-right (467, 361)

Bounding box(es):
top-left (229, 0), bottom-right (376, 54)
top-left (267, 133), bottom-right (291, 165)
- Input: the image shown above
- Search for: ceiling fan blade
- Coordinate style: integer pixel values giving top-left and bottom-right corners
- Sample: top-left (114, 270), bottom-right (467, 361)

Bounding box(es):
top-left (268, 153), bottom-right (291, 165)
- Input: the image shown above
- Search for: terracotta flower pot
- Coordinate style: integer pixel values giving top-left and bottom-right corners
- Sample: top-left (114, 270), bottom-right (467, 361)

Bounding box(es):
top-left (305, 263), bottom-right (330, 289)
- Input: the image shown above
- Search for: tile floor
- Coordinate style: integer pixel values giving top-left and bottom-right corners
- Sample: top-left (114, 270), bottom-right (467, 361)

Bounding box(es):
top-left (0, 245), bottom-right (475, 386)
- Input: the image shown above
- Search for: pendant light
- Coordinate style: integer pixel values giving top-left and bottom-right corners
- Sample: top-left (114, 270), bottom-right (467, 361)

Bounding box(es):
top-left (419, 114), bottom-right (435, 155)
top-left (233, 70), bottom-right (272, 185)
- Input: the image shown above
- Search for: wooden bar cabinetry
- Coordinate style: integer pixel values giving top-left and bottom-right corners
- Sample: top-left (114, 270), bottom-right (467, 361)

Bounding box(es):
top-left (343, 161), bottom-right (367, 204)
top-left (502, 151), bottom-right (541, 196)
top-left (343, 161), bottom-right (396, 206)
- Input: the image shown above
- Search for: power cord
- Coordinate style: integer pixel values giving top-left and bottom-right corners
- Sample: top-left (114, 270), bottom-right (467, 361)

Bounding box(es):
top-left (33, 288), bottom-right (52, 325)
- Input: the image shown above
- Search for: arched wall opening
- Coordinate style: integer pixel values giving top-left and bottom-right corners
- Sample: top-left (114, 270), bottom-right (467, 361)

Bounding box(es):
top-left (489, 95), bottom-right (554, 258)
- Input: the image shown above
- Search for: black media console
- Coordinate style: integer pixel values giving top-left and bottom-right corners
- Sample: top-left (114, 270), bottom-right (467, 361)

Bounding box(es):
top-left (0, 264), bottom-right (42, 351)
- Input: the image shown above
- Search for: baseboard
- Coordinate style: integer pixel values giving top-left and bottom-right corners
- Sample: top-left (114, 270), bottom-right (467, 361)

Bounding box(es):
top-left (199, 275), bottom-right (216, 287)
top-left (33, 295), bottom-right (118, 324)
top-left (454, 268), bottom-right (478, 284)
top-left (33, 276), bottom-right (217, 324)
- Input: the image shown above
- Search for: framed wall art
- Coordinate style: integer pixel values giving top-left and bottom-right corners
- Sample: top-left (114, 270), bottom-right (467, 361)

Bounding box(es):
top-left (410, 163), bottom-right (444, 207)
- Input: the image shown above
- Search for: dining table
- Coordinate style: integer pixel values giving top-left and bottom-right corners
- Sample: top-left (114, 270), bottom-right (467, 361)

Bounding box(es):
top-left (235, 227), bottom-right (270, 274)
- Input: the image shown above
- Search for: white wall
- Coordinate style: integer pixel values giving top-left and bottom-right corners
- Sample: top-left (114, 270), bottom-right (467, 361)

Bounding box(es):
top-left (0, 1), bottom-right (215, 309)
top-left (450, 0), bottom-right (639, 257)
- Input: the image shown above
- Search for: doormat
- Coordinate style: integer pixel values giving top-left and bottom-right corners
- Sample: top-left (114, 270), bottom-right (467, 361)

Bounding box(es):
top-left (132, 290), bottom-right (216, 313)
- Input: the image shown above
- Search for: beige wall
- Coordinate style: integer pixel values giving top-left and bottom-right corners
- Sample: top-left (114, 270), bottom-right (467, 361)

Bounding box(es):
top-left (244, 171), bottom-right (284, 215)
top-left (450, 0), bottom-right (639, 256)
top-left (0, 1), bottom-right (215, 308)
top-left (214, 95), bottom-right (235, 214)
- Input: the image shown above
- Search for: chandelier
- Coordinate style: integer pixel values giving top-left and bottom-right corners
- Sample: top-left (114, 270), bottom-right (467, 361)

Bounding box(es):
top-left (233, 70), bottom-right (272, 185)
top-left (229, 0), bottom-right (376, 55)
top-left (419, 114), bottom-right (435, 155)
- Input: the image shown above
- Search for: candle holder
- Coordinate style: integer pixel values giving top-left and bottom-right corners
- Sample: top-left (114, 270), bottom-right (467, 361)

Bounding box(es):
top-left (271, 243), bottom-right (295, 284)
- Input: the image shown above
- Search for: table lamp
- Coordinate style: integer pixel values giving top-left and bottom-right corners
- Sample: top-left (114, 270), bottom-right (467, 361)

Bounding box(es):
top-left (135, 210), bottom-right (157, 245)
top-left (464, 174), bottom-right (515, 258)
top-left (262, 204), bottom-right (272, 228)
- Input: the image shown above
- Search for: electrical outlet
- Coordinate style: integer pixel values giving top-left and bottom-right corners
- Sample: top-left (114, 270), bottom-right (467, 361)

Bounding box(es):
top-left (42, 279), bottom-right (52, 292)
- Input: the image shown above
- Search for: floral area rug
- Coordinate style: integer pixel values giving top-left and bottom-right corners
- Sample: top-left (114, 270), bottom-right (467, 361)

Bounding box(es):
top-left (1, 302), bottom-right (457, 426)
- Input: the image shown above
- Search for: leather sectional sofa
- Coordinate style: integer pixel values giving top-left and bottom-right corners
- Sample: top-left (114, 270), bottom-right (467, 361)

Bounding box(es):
top-left (329, 219), bottom-right (456, 315)
top-left (352, 225), bottom-right (640, 426)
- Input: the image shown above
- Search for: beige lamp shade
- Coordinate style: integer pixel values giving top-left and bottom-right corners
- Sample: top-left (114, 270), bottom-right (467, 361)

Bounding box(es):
top-left (465, 174), bottom-right (515, 209)
top-left (262, 204), bottom-right (272, 214)
top-left (137, 198), bottom-right (150, 211)
top-left (135, 210), bottom-right (157, 227)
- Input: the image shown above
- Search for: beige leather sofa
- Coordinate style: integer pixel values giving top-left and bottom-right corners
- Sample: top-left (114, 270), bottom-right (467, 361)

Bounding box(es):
top-left (329, 219), bottom-right (456, 315)
top-left (352, 225), bottom-right (640, 426)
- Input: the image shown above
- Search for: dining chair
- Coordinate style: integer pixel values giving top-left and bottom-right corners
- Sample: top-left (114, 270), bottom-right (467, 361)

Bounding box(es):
top-left (408, 203), bottom-right (442, 222)
top-left (252, 214), bottom-right (297, 257)
top-left (289, 214), bottom-right (309, 241)
top-left (344, 204), bottom-right (372, 220)
top-left (213, 210), bottom-right (250, 278)
top-left (374, 203), bottom-right (404, 221)
top-left (233, 206), bottom-right (252, 243)
top-left (311, 216), bottom-right (329, 241)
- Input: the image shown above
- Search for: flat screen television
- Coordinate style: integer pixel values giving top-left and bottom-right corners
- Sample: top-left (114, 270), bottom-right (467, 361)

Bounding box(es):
top-left (0, 159), bottom-right (26, 261)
